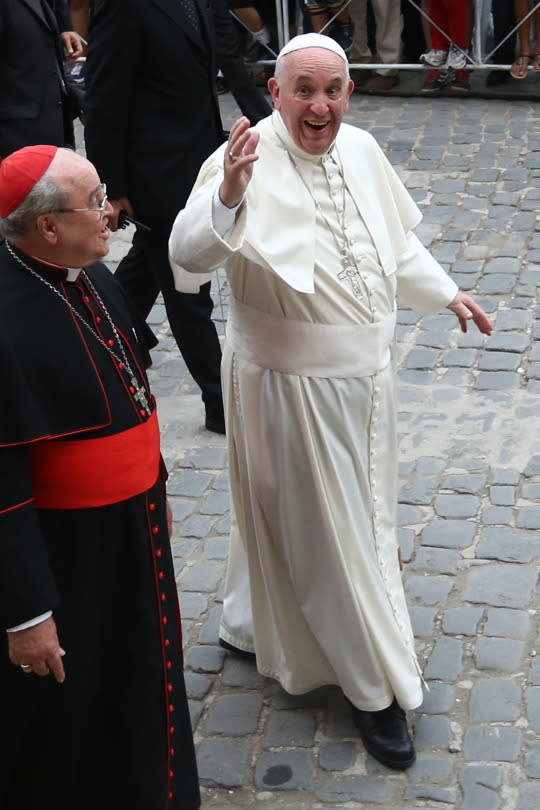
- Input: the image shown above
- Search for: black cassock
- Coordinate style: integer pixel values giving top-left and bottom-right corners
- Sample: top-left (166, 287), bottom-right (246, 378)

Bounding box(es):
top-left (0, 242), bottom-right (200, 810)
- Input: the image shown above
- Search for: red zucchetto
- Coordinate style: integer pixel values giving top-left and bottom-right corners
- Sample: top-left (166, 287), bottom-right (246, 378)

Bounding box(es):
top-left (0, 145), bottom-right (58, 218)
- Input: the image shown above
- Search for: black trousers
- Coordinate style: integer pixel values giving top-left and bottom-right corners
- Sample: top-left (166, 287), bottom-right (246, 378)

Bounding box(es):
top-left (115, 218), bottom-right (223, 412)
top-left (491, 0), bottom-right (516, 64)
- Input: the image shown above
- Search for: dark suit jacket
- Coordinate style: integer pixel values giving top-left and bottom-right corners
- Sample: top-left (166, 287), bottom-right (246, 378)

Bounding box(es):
top-left (0, 0), bottom-right (75, 158)
top-left (85, 0), bottom-right (226, 221)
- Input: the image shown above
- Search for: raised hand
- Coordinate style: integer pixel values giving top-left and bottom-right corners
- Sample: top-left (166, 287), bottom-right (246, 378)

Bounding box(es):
top-left (219, 117), bottom-right (260, 209)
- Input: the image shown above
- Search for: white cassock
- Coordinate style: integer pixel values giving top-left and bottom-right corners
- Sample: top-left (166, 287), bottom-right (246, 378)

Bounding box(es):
top-left (169, 111), bottom-right (458, 712)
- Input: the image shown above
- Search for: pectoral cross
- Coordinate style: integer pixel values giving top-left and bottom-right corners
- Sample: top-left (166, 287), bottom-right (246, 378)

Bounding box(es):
top-left (338, 251), bottom-right (364, 300)
top-left (131, 376), bottom-right (151, 412)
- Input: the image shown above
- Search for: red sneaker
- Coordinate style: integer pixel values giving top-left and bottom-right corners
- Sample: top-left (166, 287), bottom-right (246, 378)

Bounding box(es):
top-left (451, 68), bottom-right (471, 92)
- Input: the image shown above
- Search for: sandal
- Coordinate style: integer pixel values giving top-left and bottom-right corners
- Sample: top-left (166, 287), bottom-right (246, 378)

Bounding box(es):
top-left (534, 54), bottom-right (540, 72)
top-left (511, 54), bottom-right (530, 79)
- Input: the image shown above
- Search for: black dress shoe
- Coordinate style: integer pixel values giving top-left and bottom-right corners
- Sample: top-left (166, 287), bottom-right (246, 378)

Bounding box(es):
top-left (205, 407), bottom-right (226, 434)
top-left (219, 638), bottom-right (255, 657)
top-left (351, 699), bottom-right (416, 770)
top-left (486, 69), bottom-right (510, 87)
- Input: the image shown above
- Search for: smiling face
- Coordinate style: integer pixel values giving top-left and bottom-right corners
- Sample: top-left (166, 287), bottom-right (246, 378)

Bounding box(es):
top-left (268, 48), bottom-right (354, 155)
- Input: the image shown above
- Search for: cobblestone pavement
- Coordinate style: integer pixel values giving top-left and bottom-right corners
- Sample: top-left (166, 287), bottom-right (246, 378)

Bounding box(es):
top-left (100, 90), bottom-right (540, 809)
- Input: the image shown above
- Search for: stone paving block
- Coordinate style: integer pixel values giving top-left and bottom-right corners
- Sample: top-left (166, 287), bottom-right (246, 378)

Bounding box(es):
top-left (179, 593), bottom-right (208, 619)
top-left (189, 699), bottom-right (203, 730)
top-left (205, 693), bottom-right (263, 736)
top-left (167, 470), bottom-right (213, 497)
top-left (442, 349), bottom-right (477, 368)
top-left (185, 645), bottom-right (225, 674)
top-left (255, 751), bottom-right (315, 791)
top-left (405, 348), bottom-right (439, 369)
top-left (459, 764), bottom-right (502, 810)
top-left (529, 660), bottom-right (540, 686)
top-left (398, 369), bottom-right (435, 385)
top-left (469, 679), bottom-right (521, 722)
top-left (409, 606), bottom-right (437, 637)
top-left (424, 637), bottom-right (463, 681)
top-left (495, 310), bottom-right (530, 331)
top-left (413, 547), bottom-right (463, 575)
top-left (324, 690), bottom-right (358, 739)
top-left (179, 447), bottom-right (227, 470)
top-left (171, 538), bottom-right (197, 560)
top-left (517, 782), bottom-right (540, 810)
top-left (200, 490), bottom-right (230, 516)
top-left (421, 519), bottom-right (476, 548)
top-left (203, 536), bottom-right (229, 559)
top-left (524, 455), bottom-right (540, 477)
top-left (526, 686), bottom-right (540, 733)
top-left (319, 742), bottom-right (356, 772)
top-left (525, 740), bottom-right (540, 777)
top-left (197, 738), bottom-right (250, 788)
top-left (213, 515), bottom-right (231, 534)
top-left (522, 482), bottom-right (540, 500)
top-left (475, 371), bottom-right (521, 391)
top-left (478, 351), bottom-right (521, 371)
top-left (169, 497), bottom-right (196, 522)
top-left (397, 503), bottom-right (424, 525)
top-left (398, 528), bottom-right (415, 562)
top-left (416, 457), bottom-right (446, 475)
top-left (408, 752), bottom-right (453, 781)
top-left (419, 683), bottom-right (455, 715)
top-left (442, 473), bottom-right (487, 494)
top-left (180, 514), bottom-right (216, 539)
top-left (478, 274), bottom-right (515, 294)
top-left (489, 485), bottom-right (515, 506)
top-left (475, 638), bottom-right (525, 671)
top-left (413, 715), bottom-right (451, 749)
top-left (399, 479), bottom-right (438, 505)
top-left (517, 505), bottom-right (540, 528)
top-left (199, 605), bottom-right (223, 645)
top-left (491, 467), bottom-right (520, 486)
top-left (464, 564), bottom-right (538, 608)
top-left (263, 711), bottom-right (316, 747)
top-left (222, 656), bottom-right (266, 689)
top-left (185, 672), bottom-right (213, 700)
top-left (405, 785), bottom-right (457, 804)
top-left (481, 506), bottom-right (514, 525)
top-left (463, 726), bottom-right (521, 762)
top-left (404, 575), bottom-right (454, 606)
top-left (484, 608), bottom-right (530, 638)
top-left (180, 561), bottom-right (224, 592)
top-left (434, 494), bottom-right (480, 519)
top-left (316, 776), bottom-right (391, 804)
top-left (476, 527), bottom-right (540, 563)
top-left (442, 607), bottom-right (483, 636)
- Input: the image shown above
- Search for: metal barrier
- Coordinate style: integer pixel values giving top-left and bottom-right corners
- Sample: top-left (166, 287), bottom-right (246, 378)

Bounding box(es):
top-left (231, 0), bottom-right (540, 73)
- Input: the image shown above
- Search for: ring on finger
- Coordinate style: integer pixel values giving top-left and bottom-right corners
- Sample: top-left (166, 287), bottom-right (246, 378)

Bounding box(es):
top-left (228, 151), bottom-right (237, 162)
top-left (20, 664), bottom-right (33, 674)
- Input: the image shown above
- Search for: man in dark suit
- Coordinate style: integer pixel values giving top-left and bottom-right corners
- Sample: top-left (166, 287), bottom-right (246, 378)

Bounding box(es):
top-left (85, 0), bottom-right (244, 434)
top-left (0, 0), bottom-right (83, 159)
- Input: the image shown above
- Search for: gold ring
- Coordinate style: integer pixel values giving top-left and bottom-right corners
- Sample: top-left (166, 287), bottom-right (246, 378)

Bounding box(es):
top-left (228, 151), bottom-right (237, 162)
top-left (20, 664), bottom-right (33, 674)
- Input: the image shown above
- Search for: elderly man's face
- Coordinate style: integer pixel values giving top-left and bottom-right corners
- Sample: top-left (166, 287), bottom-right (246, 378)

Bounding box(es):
top-left (49, 152), bottom-right (112, 266)
top-left (268, 48), bottom-right (354, 155)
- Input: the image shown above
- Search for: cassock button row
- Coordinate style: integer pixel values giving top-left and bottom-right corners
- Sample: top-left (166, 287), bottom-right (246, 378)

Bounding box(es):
top-left (163, 616), bottom-right (168, 625)
top-left (149, 502), bottom-right (156, 511)
top-left (129, 385), bottom-right (135, 393)
top-left (170, 726), bottom-right (175, 734)
top-left (170, 747), bottom-right (175, 756)
top-left (165, 638), bottom-right (170, 647)
top-left (161, 592), bottom-right (167, 601)
top-left (168, 792), bottom-right (174, 800)
top-left (169, 704), bottom-right (174, 713)
top-left (96, 316), bottom-right (101, 324)
top-left (107, 339), bottom-right (114, 347)
top-left (169, 770), bottom-right (174, 778)
top-left (168, 683), bottom-right (173, 692)
top-left (152, 526), bottom-right (159, 535)
top-left (118, 362), bottom-right (124, 370)
top-left (167, 660), bottom-right (172, 669)
top-left (140, 409), bottom-right (147, 417)
top-left (156, 548), bottom-right (162, 557)
top-left (83, 295), bottom-right (90, 303)
top-left (159, 571), bottom-right (164, 580)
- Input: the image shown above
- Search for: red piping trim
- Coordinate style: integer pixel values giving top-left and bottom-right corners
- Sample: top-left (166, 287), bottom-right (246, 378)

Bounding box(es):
top-left (0, 497), bottom-right (34, 516)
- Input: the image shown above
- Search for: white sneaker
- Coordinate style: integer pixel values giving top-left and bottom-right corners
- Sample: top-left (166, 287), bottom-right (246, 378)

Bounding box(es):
top-left (420, 49), bottom-right (448, 67)
top-left (447, 43), bottom-right (467, 69)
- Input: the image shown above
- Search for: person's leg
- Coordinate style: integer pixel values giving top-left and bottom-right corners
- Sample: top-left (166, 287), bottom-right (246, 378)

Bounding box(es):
top-left (511, 0), bottom-right (532, 76)
top-left (114, 227), bottom-right (161, 321)
top-left (369, 0), bottom-right (401, 76)
top-left (486, 0), bottom-right (516, 85)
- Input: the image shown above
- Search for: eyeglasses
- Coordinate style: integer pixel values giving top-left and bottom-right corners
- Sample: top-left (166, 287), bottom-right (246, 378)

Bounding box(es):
top-left (56, 184), bottom-right (108, 220)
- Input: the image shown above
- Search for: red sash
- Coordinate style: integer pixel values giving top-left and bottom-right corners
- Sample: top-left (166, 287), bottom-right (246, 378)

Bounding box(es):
top-left (30, 410), bottom-right (160, 509)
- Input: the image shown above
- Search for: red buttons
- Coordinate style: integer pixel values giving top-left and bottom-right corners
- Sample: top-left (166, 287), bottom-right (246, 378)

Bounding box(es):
top-left (96, 316), bottom-right (101, 324)
top-left (169, 770), bottom-right (174, 778)
top-left (170, 747), bottom-right (175, 756)
top-left (158, 572), bottom-right (164, 580)
top-left (168, 792), bottom-right (173, 800)
top-left (140, 409), bottom-right (147, 417)
top-left (168, 683), bottom-right (173, 692)
top-left (168, 704), bottom-right (174, 713)
top-left (162, 616), bottom-right (168, 625)
top-left (149, 502), bottom-right (156, 511)
top-left (161, 593), bottom-right (166, 602)
top-left (170, 726), bottom-right (175, 734)
top-left (129, 385), bottom-right (135, 394)
top-left (165, 638), bottom-right (170, 647)
top-left (107, 339), bottom-right (114, 347)
top-left (83, 295), bottom-right (90, 303)
top-left (118, 362), bottom-right (124, 370)
top-left (152, 526), bottom-right (159, 535)
top-left (156, 548), bottom-right (162, 558)
top-left (166, 660), bottom-right (172, 669)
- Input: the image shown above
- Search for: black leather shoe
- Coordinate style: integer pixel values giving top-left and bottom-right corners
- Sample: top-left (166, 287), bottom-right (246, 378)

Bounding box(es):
top-left (486, 69), bottom-right (510, 87)
top-left (205, 407), bottom-right (226, 434)
top-left (219, 638), bottom-right (255, 657)
top-left (351, 699), bottom-right (416, 770)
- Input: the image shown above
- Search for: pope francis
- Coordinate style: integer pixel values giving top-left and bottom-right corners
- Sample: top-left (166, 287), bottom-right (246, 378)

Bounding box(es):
top-left (169, 33), bottom-right (492, 770)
